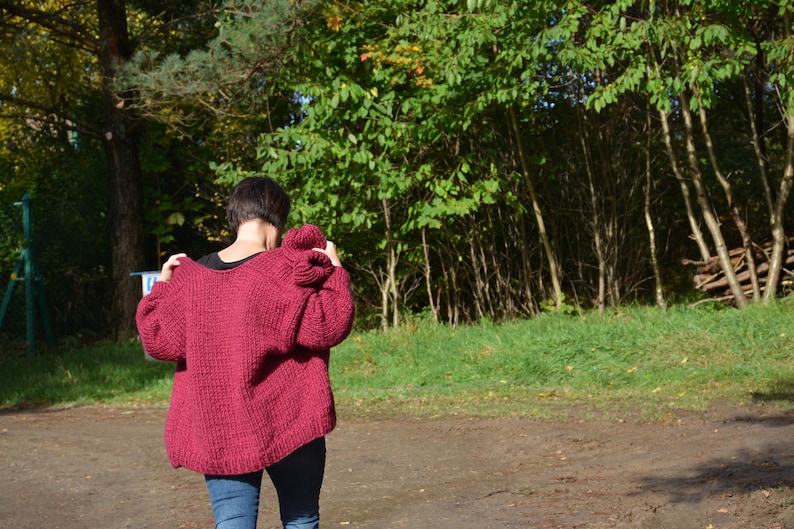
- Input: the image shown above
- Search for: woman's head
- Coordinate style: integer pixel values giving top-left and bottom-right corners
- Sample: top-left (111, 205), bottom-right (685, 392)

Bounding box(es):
top-left (227, 176), bottom-right (291, 234)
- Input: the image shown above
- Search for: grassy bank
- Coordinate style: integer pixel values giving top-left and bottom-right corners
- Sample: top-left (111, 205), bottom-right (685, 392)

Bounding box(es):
top-left (2, 302), bottom-right (793, 418)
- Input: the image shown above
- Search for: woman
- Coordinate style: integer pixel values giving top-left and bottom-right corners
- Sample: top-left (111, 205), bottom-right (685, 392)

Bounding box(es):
top-left (136, 176), bottom-right (355, 529)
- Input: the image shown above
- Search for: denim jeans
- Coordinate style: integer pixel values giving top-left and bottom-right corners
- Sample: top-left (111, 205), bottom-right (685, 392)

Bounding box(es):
top-left (205, 437), bottom-right (326, 529)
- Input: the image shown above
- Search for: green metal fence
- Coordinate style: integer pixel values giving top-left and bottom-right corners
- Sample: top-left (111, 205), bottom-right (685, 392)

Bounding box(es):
top-left (0, 193), bottom-right (55, 356)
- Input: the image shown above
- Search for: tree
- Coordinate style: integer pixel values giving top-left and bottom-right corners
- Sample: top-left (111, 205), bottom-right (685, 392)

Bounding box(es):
top-left (254, 0), bottom-right (577, 325)
top-left (561, 0), bottom-right (794, 306)
top-left (0, 0), bottom-right (232, 340)
top-left (119, 0), bottom-right (319, 284)
top-left (0, 1), bottom-right (145, 339)
top-left (100, 0), bottom-right (794, 329)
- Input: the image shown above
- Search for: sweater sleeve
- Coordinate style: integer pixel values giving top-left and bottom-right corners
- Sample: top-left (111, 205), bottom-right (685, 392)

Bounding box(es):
top-left (281, 224), bottom-right (355, 350)
top-left (135, 277), bottom-right (187, 362)
top-left (296, 265), bottom-right (355, 350)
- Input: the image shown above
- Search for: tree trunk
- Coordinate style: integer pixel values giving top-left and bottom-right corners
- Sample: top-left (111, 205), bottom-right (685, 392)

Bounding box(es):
top-left (440, 250), bottom-right (460, 327)
top-left (513, 180), bottom-right (537, 315)
top-left (678, 90), bottom-right (749, 308)
top-left (380, 271), bottom-right (390, 332)
top-left (743, 69), bottom-right (773, 214)
top-left (651, 64), bottom-right (711, 264)
top-left (421, 227), bottom-right (438, 322)
top-left (694, 85), bottom-right (761, 301)
top-left (644, 108), bottom-right (665, 309)
top-left (574, 87), bottom-right (606, 312)
top-left (104, 132), bottom-right (145, 340)
top-left (508, 106), bottom-right (563, 309)
top-left (97, 0), bottom-right (145, 340)
top-left (765, 111), bottom-right (794, 300)
top-left (381, 197), bottom-right (399, 328)
top-left (487, 207), bottom-right (514, 318)
top-left (468, 236), bottom-right (485, 320)
top-left (657, 107), bottom-right (712, 264)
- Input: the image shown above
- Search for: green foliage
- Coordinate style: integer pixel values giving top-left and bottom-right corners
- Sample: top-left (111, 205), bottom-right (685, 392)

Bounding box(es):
top-left (539, 292), bottom-right (578, 315)
top-left (244, 0), bottom-right (561, 323)
top-left (0, 2), bottom-right (237, 338)
top-left (5, 0), bottom-right (794, 336)
top-left (553, 1), bottom-right (771, 114)
top-left (138, 124), bottom-right (229, 262)
top-left (0, 120), bottom-right (114, 339)
top-left (122, 0), bottom-right (316, 128)
top-left (121, 0), bottom-right (321, 262)
top-left (122, 0), bottom-right (794, 326)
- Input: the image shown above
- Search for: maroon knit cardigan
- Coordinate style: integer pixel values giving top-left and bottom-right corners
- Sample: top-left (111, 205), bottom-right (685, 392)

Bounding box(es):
top-left (136, 224), bottom-right (355, 475)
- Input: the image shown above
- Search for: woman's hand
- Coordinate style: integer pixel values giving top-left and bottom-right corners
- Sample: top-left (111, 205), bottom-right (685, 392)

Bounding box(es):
top-left (313, 241), bottom-right (342, 267)
top-left (159, 253), bottom-right (187, 282)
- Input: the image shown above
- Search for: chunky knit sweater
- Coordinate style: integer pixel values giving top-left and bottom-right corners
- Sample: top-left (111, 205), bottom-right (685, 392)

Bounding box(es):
top-left (136, 224), bottom-right (355, 475)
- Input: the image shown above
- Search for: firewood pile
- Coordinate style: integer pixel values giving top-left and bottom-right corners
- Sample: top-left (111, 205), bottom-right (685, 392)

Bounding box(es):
top-left (682, 239), bottom-right (794, 302)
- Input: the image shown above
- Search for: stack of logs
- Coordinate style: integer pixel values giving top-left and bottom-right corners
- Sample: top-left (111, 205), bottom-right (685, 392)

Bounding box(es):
top-left (682, 238), bottom-right (794, 302)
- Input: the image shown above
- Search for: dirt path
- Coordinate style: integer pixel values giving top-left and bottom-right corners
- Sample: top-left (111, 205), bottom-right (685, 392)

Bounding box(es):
top-left (1, 403), bottom-right (793, 529)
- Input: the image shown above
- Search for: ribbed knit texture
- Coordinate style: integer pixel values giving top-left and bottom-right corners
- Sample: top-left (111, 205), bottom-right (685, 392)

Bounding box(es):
top-left (136, 225), bottom-right (355, 475)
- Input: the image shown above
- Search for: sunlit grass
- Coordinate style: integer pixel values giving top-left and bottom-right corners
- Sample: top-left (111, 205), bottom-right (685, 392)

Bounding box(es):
top-left (2, 300), bottom-right (793, 420)
top-left (330, 301), bottom-right (794, 419)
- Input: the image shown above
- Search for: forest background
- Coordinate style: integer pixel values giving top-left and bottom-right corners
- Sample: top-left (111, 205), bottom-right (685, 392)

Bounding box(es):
top-left (1, 0), bottom-right (793, 346)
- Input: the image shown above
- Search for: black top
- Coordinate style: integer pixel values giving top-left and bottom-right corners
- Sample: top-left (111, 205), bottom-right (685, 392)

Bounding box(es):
top-left (196, 251), bottom-right (263, 271)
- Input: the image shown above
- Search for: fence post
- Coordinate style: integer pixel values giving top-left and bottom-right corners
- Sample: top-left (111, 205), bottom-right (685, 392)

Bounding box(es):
top-left (0, 193), bottom-right (56, 356)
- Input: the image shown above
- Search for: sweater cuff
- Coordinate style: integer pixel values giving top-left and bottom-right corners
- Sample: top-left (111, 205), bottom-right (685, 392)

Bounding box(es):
top-left (293, 251), bottom-right (335, 286)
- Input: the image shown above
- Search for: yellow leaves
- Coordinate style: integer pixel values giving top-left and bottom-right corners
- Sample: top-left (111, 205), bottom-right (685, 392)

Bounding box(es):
top-left (359, 42), bottom-right (432, 88)
top-left (327, 16), bottom-right (343, 32)
top-left (415, 74), bottom-right (433, 88)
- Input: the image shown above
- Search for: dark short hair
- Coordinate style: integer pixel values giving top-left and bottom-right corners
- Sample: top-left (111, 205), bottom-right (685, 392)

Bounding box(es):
top-left (227, 176), bottom-right (291, 234)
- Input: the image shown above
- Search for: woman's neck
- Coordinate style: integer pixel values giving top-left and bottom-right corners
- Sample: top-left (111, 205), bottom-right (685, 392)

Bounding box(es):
top-left (218, 219), bottom-right (280, 262)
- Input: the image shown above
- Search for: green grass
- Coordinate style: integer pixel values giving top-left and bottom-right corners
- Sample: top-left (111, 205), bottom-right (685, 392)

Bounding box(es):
top-left (2, 301), bottom-right (794, 419)
top-left (0, 341), bottom-right (175, 409)
top-left (330, 301), bottom-right (794, 419)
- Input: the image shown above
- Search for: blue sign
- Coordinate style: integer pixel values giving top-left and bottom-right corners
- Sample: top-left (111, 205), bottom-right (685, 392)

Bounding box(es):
top-left (143, 274), bottom-right (158, 296)
top-left (130, 271), bottom-right (160, 296)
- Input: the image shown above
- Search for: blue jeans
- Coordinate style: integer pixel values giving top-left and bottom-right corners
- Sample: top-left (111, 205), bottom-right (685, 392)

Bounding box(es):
top-left (205, 437), bottom-right (326, 529)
